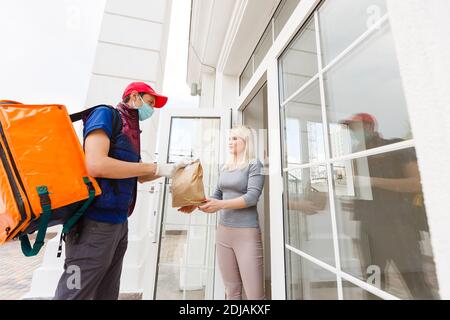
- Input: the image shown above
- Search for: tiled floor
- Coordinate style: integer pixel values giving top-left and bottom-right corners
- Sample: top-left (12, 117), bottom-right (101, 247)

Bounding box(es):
top-left (0, 233), bottom-right (54, 300)
top-left (155, 232), bottom-right (206, 300)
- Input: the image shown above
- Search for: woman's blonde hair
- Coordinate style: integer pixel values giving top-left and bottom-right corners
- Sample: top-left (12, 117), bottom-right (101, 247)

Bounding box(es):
top-left (223, 125), bottom-right (256, 171)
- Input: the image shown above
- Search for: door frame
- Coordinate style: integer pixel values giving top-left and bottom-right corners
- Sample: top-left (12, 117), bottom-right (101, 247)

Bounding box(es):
top-left (150, 107), bottom-right (231, 300)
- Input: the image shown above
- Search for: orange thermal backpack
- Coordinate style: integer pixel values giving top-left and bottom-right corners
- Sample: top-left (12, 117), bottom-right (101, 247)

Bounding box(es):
top-left (0, 100), bottom-right (102, 257)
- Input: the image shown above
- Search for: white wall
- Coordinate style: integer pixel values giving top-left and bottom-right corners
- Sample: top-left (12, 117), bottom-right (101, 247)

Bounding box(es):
top-left (25, 0), bottom-right (173, 298)
top-left (387, 0), bottom-right (450, 299)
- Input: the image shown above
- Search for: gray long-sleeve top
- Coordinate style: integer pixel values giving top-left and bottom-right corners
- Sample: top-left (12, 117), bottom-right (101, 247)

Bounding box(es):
top-left (210, 159), bottom-right (265, 228)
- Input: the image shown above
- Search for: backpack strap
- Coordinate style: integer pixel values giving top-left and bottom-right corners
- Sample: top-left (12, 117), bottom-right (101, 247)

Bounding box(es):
top-left (70, 105), bottom-right (122, 144)
top-left (19, 185), bottom-right (52, 257)
top-left (56, 177), bottom-right (96, 258)
top-left (110, 107), bottom-right (122, 145)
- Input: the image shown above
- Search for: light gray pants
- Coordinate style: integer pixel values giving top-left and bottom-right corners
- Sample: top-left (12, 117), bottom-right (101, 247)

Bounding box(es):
top-left (53, 218), bottom-right (128, 300)
top-left (216, 224), bottom-right (265, 300)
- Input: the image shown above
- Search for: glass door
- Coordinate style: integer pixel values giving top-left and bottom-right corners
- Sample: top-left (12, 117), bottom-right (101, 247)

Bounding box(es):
top-left (151, 108), bottom-right (230, 300)
top-left (241, 83), bottom-right (272, 299)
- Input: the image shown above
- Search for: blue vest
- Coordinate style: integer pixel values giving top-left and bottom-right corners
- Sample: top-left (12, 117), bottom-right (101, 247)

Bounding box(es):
top-left (82, 104), bottom-right (141, 224)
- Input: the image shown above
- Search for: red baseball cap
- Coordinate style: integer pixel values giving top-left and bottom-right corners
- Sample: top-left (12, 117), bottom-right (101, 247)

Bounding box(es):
top-left (340, 113), bottom-right (376, 125)
top-left (122, 82), bottom-right (168, 108)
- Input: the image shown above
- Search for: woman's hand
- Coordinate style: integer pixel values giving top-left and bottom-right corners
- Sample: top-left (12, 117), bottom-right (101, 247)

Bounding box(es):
top-left (178, 205), bottom-right (197, 214)
top-left (198, 198), bottom-right (224, 213)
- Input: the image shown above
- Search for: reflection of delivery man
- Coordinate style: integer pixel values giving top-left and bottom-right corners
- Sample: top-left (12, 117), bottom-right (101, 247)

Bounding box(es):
top-left (342, 113), bottom-right (436, 299)
top-left (54, 82), bottom-right (190, 300)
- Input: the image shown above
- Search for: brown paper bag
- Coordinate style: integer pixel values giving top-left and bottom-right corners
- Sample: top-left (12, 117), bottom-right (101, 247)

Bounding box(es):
top-left (171, 160), bottom-right (207, 208)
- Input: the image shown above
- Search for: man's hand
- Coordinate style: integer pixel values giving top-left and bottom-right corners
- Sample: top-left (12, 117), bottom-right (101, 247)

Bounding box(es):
top-left (353, 175), bottom-right (373, 188)
top-left (138, 159), bottom-right (154, 183)
top-left (178, 205), bottom-right (198, 214)
top-left (156, 159), bottom-right (193, 178)
top-left (198, 198), bottom-right (223, 213)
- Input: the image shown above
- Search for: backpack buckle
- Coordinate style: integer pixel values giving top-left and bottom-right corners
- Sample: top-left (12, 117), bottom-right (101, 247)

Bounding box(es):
top-left (36, 186), bottom-right (51, 207)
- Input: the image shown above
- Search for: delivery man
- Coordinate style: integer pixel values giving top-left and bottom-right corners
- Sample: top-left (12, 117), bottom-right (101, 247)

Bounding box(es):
top-left (54, 82), bottom-right (189, 300)
top-left (341, 113), bottom-right (436, 299)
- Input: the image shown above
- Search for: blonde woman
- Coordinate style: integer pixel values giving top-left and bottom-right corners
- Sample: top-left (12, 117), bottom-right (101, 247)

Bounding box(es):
top-left (180, 125), bottom-right (265, 299)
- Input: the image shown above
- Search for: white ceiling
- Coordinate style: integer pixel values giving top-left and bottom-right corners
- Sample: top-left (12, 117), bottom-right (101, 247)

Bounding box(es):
top-left (188, 0), bottom-right (280, 85)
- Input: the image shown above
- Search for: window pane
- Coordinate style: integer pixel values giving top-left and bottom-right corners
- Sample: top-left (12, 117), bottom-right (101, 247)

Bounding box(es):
top-left (254, 24), bottom-right (272, 70)
top-left (274, 0), bottom-right (301, 38)
top-left (286, 250), bottom-right (338, 300)
top-left (183, 267), bottom-right (213, 300)
top-left (333, 149), bottom-right (440, 299)
top-left (283, 81), bottom-right (325, 166)
top-left (285, 167), bottom-right (335, 265)
top-left (319, 0), bottom-right (387, 65)
top-left (168, 117), bottom-right (221, 163)
top-left (239, 57), bottom-right (253, 94)
top-left (156, 226), bottom-right (216, 300)
top-left (155, 265), bottom-right (182, 299)
top-left (159, 227), bottom-right (187, 265)
top-left (324, 23), bottom-right (412, 158)
top-left (279, 19), bottom-right (317, 102)
top-left (342, 282), bottom-right (382, 300)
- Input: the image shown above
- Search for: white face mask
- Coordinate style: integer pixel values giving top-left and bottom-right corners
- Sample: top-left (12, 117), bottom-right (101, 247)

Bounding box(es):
top-left (131, 95), bottom-right (155, 121)
top-left (137, 96), bottom-right (154, 121)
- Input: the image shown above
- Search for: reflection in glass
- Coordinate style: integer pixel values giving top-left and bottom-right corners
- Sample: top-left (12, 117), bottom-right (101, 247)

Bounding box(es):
top-left (324, 23), bottom-right (412, 158)
top-left (342, 282), bottom-right (382, 300)
top-left (285, 167), bottom-right (335, 265)
top-left (286, 250), bottom-right (338, 299)
top-left (279, 19), bottom-right (317, 102)
top-left (319, 0), bottom-right (387, 64)
top-left (333, 149), bottom-right (439, 299)
top-left (283, 81), bottom-right (325, 166)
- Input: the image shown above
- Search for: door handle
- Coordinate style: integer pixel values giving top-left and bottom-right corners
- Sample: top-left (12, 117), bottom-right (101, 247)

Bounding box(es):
top-left (152, 181), bottom-right (164, 243)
